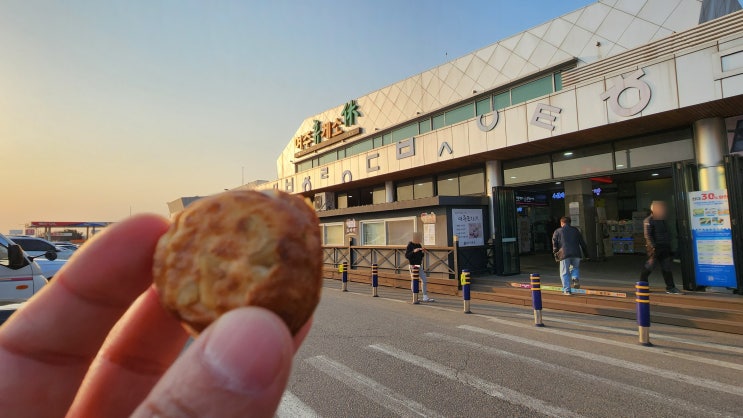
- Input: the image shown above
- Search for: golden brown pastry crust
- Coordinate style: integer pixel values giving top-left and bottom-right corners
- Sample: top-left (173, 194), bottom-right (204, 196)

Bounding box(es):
top-left (152, 190), bottom-right (322, 335)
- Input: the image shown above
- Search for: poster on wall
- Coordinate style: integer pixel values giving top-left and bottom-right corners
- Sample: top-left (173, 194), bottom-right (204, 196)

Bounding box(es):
top-left (688, 190), bottom-right (737, 288)
top-left (421, 212), bottom-right (436, 246)
top-left (452, 209), bottom-right (484, 247)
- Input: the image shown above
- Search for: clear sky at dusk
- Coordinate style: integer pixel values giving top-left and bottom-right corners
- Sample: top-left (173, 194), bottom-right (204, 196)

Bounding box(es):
top-left (0, 0), bottom-right (595, 234)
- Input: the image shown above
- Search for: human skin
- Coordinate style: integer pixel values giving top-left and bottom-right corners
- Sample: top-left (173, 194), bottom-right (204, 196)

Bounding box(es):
top-left (0, 214), bottom-right (310, 418)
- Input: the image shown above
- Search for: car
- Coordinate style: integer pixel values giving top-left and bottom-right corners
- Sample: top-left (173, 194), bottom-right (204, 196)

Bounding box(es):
top-left (52, 241), bottom-right (79, 252)
top-left (9, 236), bottom-right (75, 260)
top-left (1, 232), bottom-right (48, 325)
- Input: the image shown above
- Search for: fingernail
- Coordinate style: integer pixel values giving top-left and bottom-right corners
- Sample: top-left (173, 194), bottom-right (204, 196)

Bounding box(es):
top-left (203, 308), bottom-right (292, 394)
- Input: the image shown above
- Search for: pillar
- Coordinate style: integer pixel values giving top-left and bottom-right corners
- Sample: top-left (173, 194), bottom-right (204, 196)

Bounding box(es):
top-left (564, 179), bottom-right (596, 258)
top-left (693, 118), bottom-right (728, 191)
top-left (485, 160), bottom-right (502, 242)
top-left (385, 180), bottom-right (395, 203)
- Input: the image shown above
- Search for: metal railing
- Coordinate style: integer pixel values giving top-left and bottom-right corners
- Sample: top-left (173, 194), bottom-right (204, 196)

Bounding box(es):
top-left (322, 245), bottom-right (459, 279)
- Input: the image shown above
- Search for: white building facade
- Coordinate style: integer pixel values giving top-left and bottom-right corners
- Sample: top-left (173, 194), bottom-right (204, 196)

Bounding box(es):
top-left (258, 0), bottom-right (743, 290)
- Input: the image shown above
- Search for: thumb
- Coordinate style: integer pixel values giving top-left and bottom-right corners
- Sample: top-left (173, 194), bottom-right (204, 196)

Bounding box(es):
top-left (132, 307), bottom-right (294, 418)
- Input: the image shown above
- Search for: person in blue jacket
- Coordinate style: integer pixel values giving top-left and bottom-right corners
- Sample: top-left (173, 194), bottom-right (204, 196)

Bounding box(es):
top-left (552, 216), bottom-right (589, 295)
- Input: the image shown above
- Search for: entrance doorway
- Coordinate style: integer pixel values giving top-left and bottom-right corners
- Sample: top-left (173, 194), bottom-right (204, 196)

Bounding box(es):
top-left (514, 167), bottom-right (680, 259)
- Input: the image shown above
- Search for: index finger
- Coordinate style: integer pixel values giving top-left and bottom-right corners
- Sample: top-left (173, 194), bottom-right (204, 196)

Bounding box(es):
top-left (0, 214), bottom-right (170, 416)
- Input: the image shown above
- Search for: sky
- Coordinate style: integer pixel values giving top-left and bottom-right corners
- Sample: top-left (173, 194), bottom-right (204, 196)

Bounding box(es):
top-left (0, 0), bottom-right (595, 234)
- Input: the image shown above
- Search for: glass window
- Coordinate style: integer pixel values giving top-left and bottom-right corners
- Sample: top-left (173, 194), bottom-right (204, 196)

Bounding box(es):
top-left (387, 219), bottom-right (415, 245)
top-left (358, 186), bottom-right (374, 206)
top-left (345, 138), bottom-right (373, 157)
top-left (372, 185), bottom-right (386, 204)
top-left (336, 193), bottom-right (348, 209)
top-left (459, 168), bottom-right (485, 195)
top-left (322, 224), bottom-right (344, 246)
top-left (373, 136), bottom-right (384, 148)
top-left (413, 176), bottom-right (434, 199)
top-left (445, 103), bottom-right (474, 125)
top-left (392, 123), bottom-right (418, 142)
top-left (361, 221), bottom-right (386, 246)
top-left (554, 72), bottom-right (563, 91)
top-left (336, 149), bottom-right (345, 159)
top-left (437, 172), bottom-right (459, 196)
top-left (318, 152), bottom-right (336, 166)
top-left (493, 91), bottom-right (510, 110)
top-left (296, 159), bottom-right (313, 173)
top-left (383, 133), bottom-right (393, 145)
top-left (419, 119), bottom-right (431, 134)
top-left (396, 180), bottom-right (414, 201)
top-left (476, 98), bottom-right (491, 116)
top-left (553, 153), bottom-right (613, 177)
top-left (0, 242), bottom-right (9, 267)
top-left (11, 238), bottom-right (54, 252)
top-left (432, 114), bottom-right (445, 130)
top-left (511, 75), bottom-right (553, 105)
top-left (346, 190), bottom-right (360, 207)
top-left (503, 155), bottom-right (551, 185)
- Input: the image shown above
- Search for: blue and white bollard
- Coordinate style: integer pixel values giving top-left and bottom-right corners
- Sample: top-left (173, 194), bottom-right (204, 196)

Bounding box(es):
top-left (411, 265), bottom-right (420, 304)
top-left (340, 261), bottom-right (348, 292)
top-left (636, 281), bottom-right (652, 346)
top-left (461, 269), bottom-right (472, 314)
top-left (371, 263), bottom-right (379, 297)
top-left (530, 273), bottom-right (545, 327)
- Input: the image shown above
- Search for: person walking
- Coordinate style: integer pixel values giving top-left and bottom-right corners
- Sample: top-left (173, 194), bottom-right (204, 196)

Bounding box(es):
top-left (641, 201), bottom-right (683, 294)
top-left (405, 232), bottom-right (434, 302)
top-left (552, 216), bottom-right (589, 295)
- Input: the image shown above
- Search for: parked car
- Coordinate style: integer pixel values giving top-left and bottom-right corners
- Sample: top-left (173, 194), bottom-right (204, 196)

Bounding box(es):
top-left (1, 232), bottom-right (48, 325)
top-left (9, 236), bottom-right (75, 260)
top-left (52, 241), bottom-right (79, 252)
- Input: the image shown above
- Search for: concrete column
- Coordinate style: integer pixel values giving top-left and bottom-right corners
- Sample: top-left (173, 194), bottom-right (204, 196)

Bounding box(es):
top-left (385, 180), bottom-right (395, 203)
top-left (485, 160), bottom-right (502, 241)
top-left (693, 118), bottom-right (728, 190)
top-left (564, 179), bottom-right (596, 258)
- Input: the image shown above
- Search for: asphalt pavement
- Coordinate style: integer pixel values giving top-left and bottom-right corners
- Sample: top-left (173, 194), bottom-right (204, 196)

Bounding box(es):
top-left (276, 279), bottom-right (743, 417)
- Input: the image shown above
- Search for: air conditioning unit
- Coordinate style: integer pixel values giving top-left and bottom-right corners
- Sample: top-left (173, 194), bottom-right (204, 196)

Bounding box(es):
top-left (313, 192), bottom-right (335, 211)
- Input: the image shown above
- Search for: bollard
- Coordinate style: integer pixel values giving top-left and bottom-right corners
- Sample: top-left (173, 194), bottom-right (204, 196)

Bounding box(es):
top-left (530, 273), bottom-right (545, 327)
top-left (340, 261), bottom-right (348, 292)
top-left (371, 264), bottom-right (379, 297)
top-left (411, 265), bottom-right (420, 304)
top-left (635, 281), bottom-right (652, 346)
top-left (461, 269), bottom-right (472, 314)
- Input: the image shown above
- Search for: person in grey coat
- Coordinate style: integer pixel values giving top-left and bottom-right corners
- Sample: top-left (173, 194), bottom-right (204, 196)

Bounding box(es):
top-left (552, 216), bottom-right (589, 294)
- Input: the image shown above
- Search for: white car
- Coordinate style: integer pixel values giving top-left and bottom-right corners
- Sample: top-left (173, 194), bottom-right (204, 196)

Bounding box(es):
top-left (9, 236), bottom-right (75, 260)
top-left (1, 233), bottom-right (48, 325)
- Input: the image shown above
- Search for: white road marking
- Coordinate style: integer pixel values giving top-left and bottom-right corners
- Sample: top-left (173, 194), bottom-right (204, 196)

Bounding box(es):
top-left (426, 332), bottom-right (734, 418)
top-left (305, 355), bottom-right (444, 418)
top-left (276, 391), bottom-right (321, 418)
top-left (459, 325), bottom-right (743, 397)
top-left (514, 313), bottom-right (743, 354)
top-left (484, 316), bottom-right (743, 371)
top-left (369, 343), bottom-right (585, 418)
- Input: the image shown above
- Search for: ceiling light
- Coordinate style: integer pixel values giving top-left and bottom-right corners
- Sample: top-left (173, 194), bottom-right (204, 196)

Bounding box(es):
top-left (651, 173), bottom-right (659, 176)
top-left (563, 152), bottom-right (573, 156)
top-left (616, 164), bottom-right (624, 168)
top-left (555, 181), bottom-right (562, 185)
top-left (510, 176), bottom-right (517, 179)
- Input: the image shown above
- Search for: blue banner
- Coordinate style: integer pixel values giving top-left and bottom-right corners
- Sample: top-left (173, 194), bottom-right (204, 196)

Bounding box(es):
top-left (688, 190), bottom-right (737, 288)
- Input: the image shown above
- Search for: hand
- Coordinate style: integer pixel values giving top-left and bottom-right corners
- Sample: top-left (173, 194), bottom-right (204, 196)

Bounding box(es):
top-left (0, 214), bottom-right (311, 418)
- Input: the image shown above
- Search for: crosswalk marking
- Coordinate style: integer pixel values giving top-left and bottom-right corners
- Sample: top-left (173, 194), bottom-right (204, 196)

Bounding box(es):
top-left (459, 325), bottom-right (743, 397)
top-left (369, 343), bottom-right (585, 418)
top-left (276, 391), bottom-right (321, 418)
top-left (484, 316), bottom-right (743, 371)
top-left (514, 313), bottom-right (743, 355)
top-left (306, 355), bottom-right (444, 418)
top-left (425, 332), bottom-right (734, 418)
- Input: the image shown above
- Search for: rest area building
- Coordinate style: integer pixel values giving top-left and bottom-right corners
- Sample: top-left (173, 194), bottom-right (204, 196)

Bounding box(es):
top-left (255, 0), bottom-right (743, 292)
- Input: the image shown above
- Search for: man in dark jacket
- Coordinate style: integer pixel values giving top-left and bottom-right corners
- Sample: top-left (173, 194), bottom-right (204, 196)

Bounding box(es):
top-left (405, 232), bottom-right (434, 302)
top-left (641, 201), bottom-right (682, 294)
top-left (552, 216), bottom-right (589, 295)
